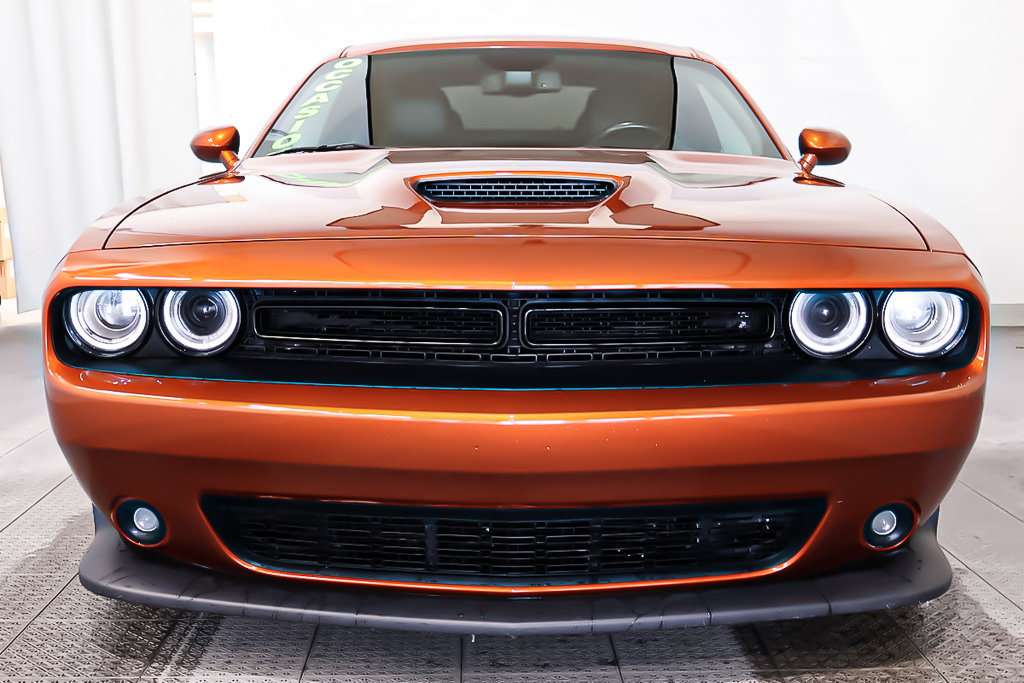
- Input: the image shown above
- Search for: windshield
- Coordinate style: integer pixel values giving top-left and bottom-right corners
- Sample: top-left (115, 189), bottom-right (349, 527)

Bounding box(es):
top-left (254, 48), bottom-right (782, 158)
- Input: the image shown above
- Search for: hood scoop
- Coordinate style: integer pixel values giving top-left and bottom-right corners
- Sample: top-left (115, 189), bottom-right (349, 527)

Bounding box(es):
top-left (413, 174), bottom-right (620, 208)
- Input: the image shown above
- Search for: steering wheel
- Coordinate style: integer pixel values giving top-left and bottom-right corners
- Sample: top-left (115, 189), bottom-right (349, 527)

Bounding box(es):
top-left (589, 122), bottom-right (670, 148)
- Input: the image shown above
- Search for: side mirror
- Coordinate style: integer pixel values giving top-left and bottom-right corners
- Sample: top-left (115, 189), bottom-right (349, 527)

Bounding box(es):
top-left (797, 128), bottom-right (851, 174)
top-left (191, 126), bottom-right (241, 170)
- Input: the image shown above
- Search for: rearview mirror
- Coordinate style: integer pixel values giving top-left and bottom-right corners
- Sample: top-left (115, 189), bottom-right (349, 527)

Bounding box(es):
top-left (191, 126), bottom-right (241, 170)
top-left (797, 128), bottom-right (851, 173)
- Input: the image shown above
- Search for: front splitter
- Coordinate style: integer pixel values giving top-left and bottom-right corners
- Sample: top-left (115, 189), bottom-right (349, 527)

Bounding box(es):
top-left (79, 508), bottom-right (950, 635)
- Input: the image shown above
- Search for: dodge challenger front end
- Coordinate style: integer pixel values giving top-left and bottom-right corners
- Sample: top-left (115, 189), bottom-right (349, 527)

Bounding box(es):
top-left (43, 39), bottom-right (987, 633)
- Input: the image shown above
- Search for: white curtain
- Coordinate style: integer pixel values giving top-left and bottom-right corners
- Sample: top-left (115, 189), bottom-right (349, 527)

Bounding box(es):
top-left (0, 0), bottom-right (200, 311)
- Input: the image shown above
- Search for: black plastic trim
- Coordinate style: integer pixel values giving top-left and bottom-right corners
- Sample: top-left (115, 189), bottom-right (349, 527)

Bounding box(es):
top-left (50, 287), bottom-right (982, 390)
top-left (80, 507), bottom-right (951, 634)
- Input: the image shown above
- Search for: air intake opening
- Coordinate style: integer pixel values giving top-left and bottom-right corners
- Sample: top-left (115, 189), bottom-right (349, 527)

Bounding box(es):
top-left (414, 176), bottom-right (619, 207)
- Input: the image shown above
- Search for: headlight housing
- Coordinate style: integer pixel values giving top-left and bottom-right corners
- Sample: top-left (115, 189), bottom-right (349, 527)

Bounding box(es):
top-left (66, 289), bottom-right (149, 356)
top-left (788, 291), bottom-right (871, 359)
top-left (160, 289), bottom-right (241, 355)
top-left (881, 290), bottom-right (966, 358)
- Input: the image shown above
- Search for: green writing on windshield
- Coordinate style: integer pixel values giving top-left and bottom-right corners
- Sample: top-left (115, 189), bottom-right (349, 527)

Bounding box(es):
top-left (271, 58), bottom-right (364, 152)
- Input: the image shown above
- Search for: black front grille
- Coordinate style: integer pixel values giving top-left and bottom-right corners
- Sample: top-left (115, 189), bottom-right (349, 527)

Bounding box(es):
top-left (523, 303), bottom-right (774, 347)
top-left (414, 177), bottom-right (618, 206)
top-left (202, 496), bottom-right (824, 586)
top-left (216, 289), bottom-right (798, 388)
top-left (255, 303), bottom-right (504, 346)
top-left (234, 289), bottom-right (790, 366)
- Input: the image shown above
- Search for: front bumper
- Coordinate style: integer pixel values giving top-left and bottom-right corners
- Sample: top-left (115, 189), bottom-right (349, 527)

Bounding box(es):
top-left (48, 355), bottom-right (984, 590)
top-left (82, 506), bottom-right (951, 634)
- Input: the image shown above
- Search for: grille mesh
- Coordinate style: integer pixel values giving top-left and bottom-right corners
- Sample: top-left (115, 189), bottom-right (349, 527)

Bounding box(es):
top-left (256, 304), bottom-right (504, 346)
top-left (523, 304), bottom-right (773, 347)
top-left (203, 497), bottom-right (824, 585)
top-left (414, 177), bottom-right (618, 206)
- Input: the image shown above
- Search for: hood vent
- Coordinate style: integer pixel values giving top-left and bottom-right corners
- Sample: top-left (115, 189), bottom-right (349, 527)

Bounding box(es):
top-left (414, 176), bottom-right (619, 207)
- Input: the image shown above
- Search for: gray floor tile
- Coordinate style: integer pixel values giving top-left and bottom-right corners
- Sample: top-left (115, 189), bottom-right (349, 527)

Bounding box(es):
top-left (619, 674), bottom-right (778, 683)
top-left (752, 612), bottom-right (934, 672)
top-left (301, 626), bottom-right (458, 679)
top-left (464, 674), bottom-right (621, 683)
top-left (891, 558), bottom-right (1024, 679)
top-left (0, 431), bottom-right (70, 532)
top-left (775, 671), bottom-right (945, 682)
top-left (462, 632), bottom-right (617, 678)
top-left (958, 446), bottom-right (1024, 524)
top-left (614, 625), bottom-right (766, 674)
top-left (0, 620), bottom-right (21, 650)
top-left (144, 617), bottom-right (315, 679)
top-left (0, 679), bottom-right (137, 683)
top-left (299, 677), bottom-right (456, 683)
top-left (0, 618), bottom-right (174, 677)
top-left (36, 576), bottom-right (184, 622)
top-left (143, 678), bottom-right (302, 683)
top-left (0, 573), bottom-right (75, 622)
top-left (939, 482), bottom-right (1024, 608)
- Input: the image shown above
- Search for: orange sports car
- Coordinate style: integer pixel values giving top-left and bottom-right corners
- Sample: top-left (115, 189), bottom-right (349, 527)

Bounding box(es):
top-left (44, 39), bottom-right (987, 634)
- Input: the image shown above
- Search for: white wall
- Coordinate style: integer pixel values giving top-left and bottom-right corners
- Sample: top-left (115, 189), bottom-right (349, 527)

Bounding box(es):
top-left (0, 0), bottom-right (199, 310)
top-left (208, 0), bottom-right (1024, 312)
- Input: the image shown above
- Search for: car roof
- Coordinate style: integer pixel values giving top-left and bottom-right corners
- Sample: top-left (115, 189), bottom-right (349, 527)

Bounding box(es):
top-left (339, 37), bottom-right (708, 61)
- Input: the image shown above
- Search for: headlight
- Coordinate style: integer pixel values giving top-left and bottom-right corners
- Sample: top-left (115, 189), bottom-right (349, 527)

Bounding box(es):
top-left (67, 289), bottom-right (149, 356)
top-left (161, 289), bottom-right (240, 355)
top-left (788, 291), bottom-right (870, 359)
top-left (881, 290), bottom-right (966, 358)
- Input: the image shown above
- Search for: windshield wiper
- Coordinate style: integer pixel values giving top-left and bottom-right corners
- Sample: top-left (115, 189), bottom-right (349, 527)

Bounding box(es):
top-left (268, 143), bottom-right (377, 156)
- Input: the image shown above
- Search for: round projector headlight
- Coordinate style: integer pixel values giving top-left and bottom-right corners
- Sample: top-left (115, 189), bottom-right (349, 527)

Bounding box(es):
top-left (789, 291), bottom-right (871, 359)
top-left (67, 289), bottom-right (148, 356)
top-left (882, 290), bottom-right (966, 358)
top-left (161, 289), bottom-right (240, 355)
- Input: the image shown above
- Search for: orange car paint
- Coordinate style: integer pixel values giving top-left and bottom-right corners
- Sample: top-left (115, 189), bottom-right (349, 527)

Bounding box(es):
top-left (44, 39), bottom-right (987, 599)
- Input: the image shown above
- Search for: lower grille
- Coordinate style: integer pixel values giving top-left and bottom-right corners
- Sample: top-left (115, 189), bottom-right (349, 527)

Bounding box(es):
top-left (202, 497), bottom-right (825, 586)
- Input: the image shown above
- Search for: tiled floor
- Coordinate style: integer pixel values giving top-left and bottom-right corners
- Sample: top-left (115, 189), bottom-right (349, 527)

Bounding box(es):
top-left (1, 299), bottom-right (1022, 681)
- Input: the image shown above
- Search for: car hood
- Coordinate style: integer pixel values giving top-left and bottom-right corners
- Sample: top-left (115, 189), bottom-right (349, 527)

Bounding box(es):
top-left (104, 149), bottom-right (926, 251)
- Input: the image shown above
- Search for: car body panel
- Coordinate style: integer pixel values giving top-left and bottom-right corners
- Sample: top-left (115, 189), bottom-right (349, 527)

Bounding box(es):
top-left (103, 153), bottom-right (925, 251)
top-left (47, 333), bottom-right (983, 593)
top-left (54, 237), bottom-right (969, 293)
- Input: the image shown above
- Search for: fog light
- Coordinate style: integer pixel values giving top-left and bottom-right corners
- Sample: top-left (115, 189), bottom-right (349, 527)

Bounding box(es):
top-left (870, 510), bottom-right (898, 536)
top-left (115, 500), bottom-right (166, 546)
top-left (863, 503), bottom-right (914, 550)
top-left (132, 506), bottom-right (160, 533)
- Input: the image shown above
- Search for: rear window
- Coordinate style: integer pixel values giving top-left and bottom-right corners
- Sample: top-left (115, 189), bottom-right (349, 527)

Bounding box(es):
top-left (254, 48), bottom-right (782, 158)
